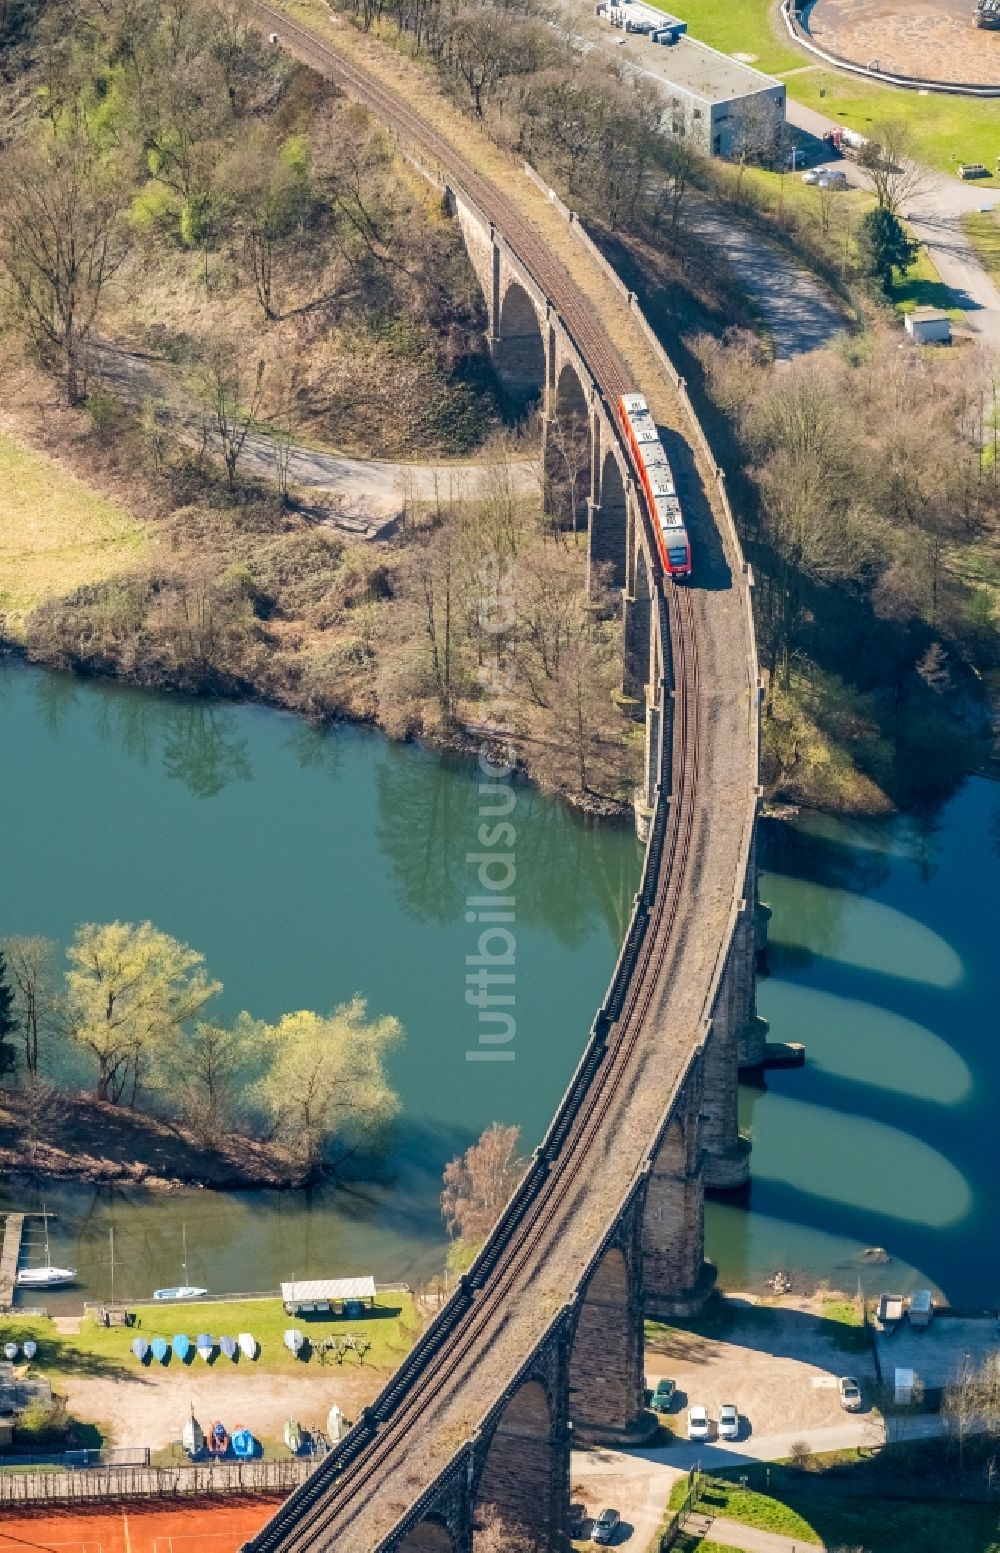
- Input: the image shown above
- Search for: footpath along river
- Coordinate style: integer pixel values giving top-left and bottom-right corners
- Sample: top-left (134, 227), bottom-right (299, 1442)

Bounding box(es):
top-left (0, 661), bottom-right (996, 1308)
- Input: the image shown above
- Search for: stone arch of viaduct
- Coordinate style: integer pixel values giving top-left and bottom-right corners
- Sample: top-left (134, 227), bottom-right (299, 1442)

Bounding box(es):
top-left (452, 198), bottom-right (664, 812)
top-left (239, 46), bottom-right (765, 1549)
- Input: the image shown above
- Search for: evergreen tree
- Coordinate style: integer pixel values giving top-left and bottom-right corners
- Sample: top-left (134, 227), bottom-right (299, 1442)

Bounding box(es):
top-left (0, 951), bottom-right (17, 1076)
top-left (858, 207), bottom-right (919, 295)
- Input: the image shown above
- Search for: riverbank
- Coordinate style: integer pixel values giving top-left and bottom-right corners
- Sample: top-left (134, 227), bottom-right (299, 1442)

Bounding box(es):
top-left (0, 365), bottom-right (637, 817)
top-left (0, 1090), bottom-right (306, 1191)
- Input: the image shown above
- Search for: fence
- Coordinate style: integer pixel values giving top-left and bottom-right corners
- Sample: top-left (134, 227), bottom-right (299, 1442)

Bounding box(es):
top-left (0, 1446), bottom-right (149, 1472)
top-left (658, 1467), bottom-right (702, 1549)
top-left (0, 1455), bottom-right (314, 1505)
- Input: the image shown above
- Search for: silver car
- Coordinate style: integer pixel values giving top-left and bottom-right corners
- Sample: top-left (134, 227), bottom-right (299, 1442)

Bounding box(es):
top-left (592, 1507), bottom-right (620, 1545)
top-left (718, 1402), bottom-right (740, 1440)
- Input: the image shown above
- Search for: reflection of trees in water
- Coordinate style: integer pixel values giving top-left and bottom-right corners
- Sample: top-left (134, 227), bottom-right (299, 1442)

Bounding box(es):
top-left (31, 669), bottom-right (80, 736)
top-left (285, 723), bottom-right (344, 781)
top-left (92, 692), bottom-right (253, 798)
top-left (374, 747), bottom-right (641, 946)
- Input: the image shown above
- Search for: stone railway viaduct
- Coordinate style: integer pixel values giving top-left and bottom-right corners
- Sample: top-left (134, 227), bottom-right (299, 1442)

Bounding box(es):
top-left (243, 8), bottom-right (767, 1549)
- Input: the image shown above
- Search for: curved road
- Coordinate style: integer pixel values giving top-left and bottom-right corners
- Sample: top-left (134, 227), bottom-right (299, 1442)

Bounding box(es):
top-left (787, 97), bottom-right (1000, 347)
top-left (93, 340), bottom-right (536, 532)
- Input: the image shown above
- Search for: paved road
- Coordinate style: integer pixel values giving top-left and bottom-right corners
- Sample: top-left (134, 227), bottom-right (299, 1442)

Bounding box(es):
top-left (572, 1415), bottom-right (949, 1549)
top-left (685, 196), bottom-right (850, 359)
top-left (687, 1513), bottom-right (825, 1553)
top-left (787, 99), bottom-right (1000, 348)
top-left (93, 340), bottom-right (536, 531)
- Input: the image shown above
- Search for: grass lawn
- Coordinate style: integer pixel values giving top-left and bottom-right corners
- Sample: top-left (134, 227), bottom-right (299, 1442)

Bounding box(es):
top-left (648, 0), bottom-right (801, 74)
top-left (0, 1295), bottom-right (421, 1382)
top-left (890, 240), bottom-right (965, 319)
top-left (671, 1472), bottom-right (1000, 1553)
top-left (0, 432), bottom-right (146, 636)
top-left (963, 209), bottom-right (1000, 284)
top-left (653, 0), bottom-right (1000, 179)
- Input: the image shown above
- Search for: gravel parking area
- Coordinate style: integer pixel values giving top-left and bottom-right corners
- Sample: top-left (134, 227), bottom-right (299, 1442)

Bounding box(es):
top-left (645, 1298), bottom-right (877, 1444)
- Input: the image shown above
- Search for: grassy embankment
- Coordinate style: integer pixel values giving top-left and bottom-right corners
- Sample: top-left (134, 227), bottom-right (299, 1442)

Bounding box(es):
top-left (0, 433), bottom-right (146, 640)
top-left (666, 1471), bottom-right (1000, 1553)
top-left (0, 1294), bottom-right (421, 1380)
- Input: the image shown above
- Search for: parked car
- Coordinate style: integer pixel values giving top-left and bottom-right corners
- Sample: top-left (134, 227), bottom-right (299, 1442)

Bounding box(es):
top-left (568, 1501), bottom-right (586, 1534)
top-left (651, 1377), bottom-right (676, 1412)
top-left (817, 170), bottom-right (848, 189)
top-left (801, 168), bottom-right (823, 184)
top-left (592, 1507), bottom-right (620, 1545)
top-left (718, 1402), bottom-right (740, 1440)
top-left (687, 1405), bottom-right (710, 1441)
top-left (839, 1376), bottom-right (862, 1411)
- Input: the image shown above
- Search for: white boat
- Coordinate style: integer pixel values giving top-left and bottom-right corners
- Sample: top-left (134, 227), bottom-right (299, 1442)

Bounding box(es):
top-left (327, 1404), bottom-right (346, 1443)
top-left (182, 1412), bottom-right (205, 1457)
top-left (22, 1340), bottom-right (37, 1360)
top-left (152, 1225), bottom-right (207, 1302)
top-left (238, 1332), bottom-right (257, 1360)
top-left (17, 1208), bottom-right (76, 1287)
top-left (131, 1337), bottom-right (148, 1362)
top-left (3, 1342), bottom-right (17, 1361)
top-left (283, 1328), bottom-right (304, 1354)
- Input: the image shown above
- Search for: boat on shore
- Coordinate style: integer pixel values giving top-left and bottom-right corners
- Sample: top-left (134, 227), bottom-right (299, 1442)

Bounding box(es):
top-left (231, 1426), bottom-right (256, 1459)
top-left (182, 1412), bottom-right (204, 1457)
top-left (173, 1334), bottom-right (191, 1362)
top-left (238, 1332), bottom-right (257, 1360)
top-left (196, 1333), bottom-right (214, 1362)
top-left (3, 1342), bottom-right (16, 1361)
top-left (220, 1335), bottom-right (237, 1361)
top-left (284, 1419), bottom-right (303, 1454)
top-left (151, 1337), bottom-right (169, 1363)
top-left (206, 1420), bottom-right (228, 1455)
top-left (283, 1328), bottom-right (304, 1355)
top-left (131, 1337), bottom-right (149, 1362)
top-left (22, 1340), bottom-right (36, 1360)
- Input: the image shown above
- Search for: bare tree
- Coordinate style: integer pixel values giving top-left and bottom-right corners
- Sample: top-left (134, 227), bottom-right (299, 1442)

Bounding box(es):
top-left (200, 341), bottom-right (266, 491)
top-left (3, 937), bottom-right (59, 1076)
top-left (857, 121), bottom-right (927, 215)
top-left (0, 124), bottom-right (129, 402)
top-left (442, 1122), bottom-right (525, 1246)
top-left (728, 96), bottom-right (787, 200)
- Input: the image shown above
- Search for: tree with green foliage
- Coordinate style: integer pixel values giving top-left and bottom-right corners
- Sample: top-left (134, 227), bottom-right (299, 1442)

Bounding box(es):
top-left (254, 999), bottom-right (402, 1173)
top-left (174, 1011), bottom-right (260, 1142)
top-left (64, 921), bottom-right (220, 1105)
top-left (858, 207), bottom-right (919, 295)
top-left (0, 951), bottom-right (17, 1076)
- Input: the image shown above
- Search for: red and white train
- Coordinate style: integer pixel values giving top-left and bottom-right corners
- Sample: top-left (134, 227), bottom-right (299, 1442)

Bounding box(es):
top-left (618, 392), bottom-right (692, 579)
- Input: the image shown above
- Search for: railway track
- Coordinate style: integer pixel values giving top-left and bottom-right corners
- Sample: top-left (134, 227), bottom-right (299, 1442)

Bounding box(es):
top-left (240, 11), bottom-right (705, 1548)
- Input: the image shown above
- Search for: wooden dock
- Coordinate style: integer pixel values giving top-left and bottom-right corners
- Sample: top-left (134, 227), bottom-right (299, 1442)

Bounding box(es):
top-left (0, 1215), bottom-right (25, 1306)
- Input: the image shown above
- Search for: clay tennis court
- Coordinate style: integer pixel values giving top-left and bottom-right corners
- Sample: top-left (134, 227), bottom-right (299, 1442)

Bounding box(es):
top-left (0, 1496), bottom-right (283, 1552)
top-left (807, 0), bottom-right (1000, 85)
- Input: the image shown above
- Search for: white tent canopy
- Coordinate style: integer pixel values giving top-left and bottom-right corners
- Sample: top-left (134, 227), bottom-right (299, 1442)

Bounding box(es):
top-left (281, 1276), bottom-right (376, 1304)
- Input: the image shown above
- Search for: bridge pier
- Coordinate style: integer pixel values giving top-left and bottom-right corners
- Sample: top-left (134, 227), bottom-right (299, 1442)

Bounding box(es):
top-left (642, 1078), bottom-right (717, 1319)
top-left (569, 1238), bottom-right (650, 1445)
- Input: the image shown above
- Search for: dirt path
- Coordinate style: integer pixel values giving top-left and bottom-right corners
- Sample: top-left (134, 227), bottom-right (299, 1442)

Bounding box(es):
top-left (61, 1366), bottom-right (382, 1449)
top-left (93, 340), bottom-right (537, 530)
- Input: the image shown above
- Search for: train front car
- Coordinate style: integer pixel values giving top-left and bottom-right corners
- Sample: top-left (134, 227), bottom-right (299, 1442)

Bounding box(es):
top-left (617, 393), bottom-right (692, 578)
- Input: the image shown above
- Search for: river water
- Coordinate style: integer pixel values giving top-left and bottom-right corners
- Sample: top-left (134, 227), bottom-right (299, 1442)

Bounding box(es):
top-left (0, 663), bottom-right (996, 1309)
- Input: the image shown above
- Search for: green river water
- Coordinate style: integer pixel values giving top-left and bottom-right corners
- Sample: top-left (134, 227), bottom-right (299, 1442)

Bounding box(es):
top-left (0, 662), bottom-right (996, 1309)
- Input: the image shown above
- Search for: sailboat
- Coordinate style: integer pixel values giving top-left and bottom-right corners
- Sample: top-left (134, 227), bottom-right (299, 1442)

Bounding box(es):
top-left (17, 1207), bottom-right (76, 1288)
top-left (284, 1418), bottom-right (304, 1454)
top-left (182, 1410), bottom-right (205, 1457)
top-left (153, 1226), bottom-right (207, 1301)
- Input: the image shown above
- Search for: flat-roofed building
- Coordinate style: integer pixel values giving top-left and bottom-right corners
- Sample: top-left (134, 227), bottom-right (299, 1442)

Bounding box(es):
top-left (595, 2), bottom-right (786, 157)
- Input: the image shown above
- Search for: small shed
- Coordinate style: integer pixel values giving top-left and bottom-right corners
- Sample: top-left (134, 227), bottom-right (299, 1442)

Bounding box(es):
top-left (905, 308), bottom-right (951, 344)
top-left (894, 1366), bottom-right (916, 1405)
top-left (907, 1288), bottom-right (934, 1326)
top-left (281, 1276), bottom-right (376, 1317)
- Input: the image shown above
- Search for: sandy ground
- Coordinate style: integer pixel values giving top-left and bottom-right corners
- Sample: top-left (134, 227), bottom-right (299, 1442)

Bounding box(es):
top-left (808, 0), bottom-right (1000, 85)
top-left (60, 1367), bottom-right (382, 1449)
